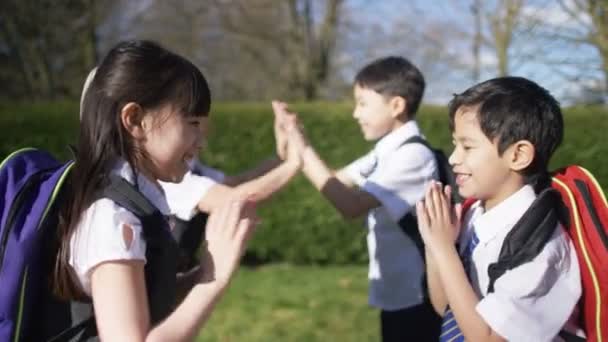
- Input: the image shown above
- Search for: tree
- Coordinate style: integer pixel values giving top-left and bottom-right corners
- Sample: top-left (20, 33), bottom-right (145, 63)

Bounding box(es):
top-left (557, 0), bottom-right (608, 97)
top-left (211, 0), bottom-right (344, 100)
top-left (0, 0), bottom-right (112, 99)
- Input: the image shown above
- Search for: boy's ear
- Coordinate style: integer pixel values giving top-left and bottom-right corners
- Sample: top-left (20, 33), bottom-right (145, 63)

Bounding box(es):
top-left (120, 102), bottom-right (147, 139)
top-left (507, 140), bottom-right (535, 171)
top-left (389, 96), bottom-right (407, 119)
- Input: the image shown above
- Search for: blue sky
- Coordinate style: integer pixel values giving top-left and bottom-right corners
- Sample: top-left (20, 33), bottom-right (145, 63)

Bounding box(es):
top-left (343, 0), bottom-right (604, 105)
top-left (96, 0), bottom-right (604, 105)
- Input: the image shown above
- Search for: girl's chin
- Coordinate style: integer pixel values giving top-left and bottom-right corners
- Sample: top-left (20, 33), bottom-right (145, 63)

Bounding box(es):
top-left (159, 166), bottom-right (188, 183)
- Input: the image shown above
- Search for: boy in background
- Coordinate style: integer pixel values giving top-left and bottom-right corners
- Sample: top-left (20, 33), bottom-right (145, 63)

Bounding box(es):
top-left (274, 56), bottom-right (441, 341)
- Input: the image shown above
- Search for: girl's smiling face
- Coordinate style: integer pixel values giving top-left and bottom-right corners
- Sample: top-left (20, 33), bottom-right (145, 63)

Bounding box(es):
top-left (139, 105), bottom-right (205, 183)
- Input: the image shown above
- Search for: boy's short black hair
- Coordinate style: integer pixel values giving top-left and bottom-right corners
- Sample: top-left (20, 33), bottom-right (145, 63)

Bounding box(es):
top-left (354, 56), bottom-right (425, 117)
top-left (448, 76), bottom-right (563, 187)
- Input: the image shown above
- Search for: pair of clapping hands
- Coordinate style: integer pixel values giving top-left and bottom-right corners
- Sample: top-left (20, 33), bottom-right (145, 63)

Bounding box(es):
top-left (271, 101), bottom-right (309, 166)
top-left (416, 181), bottom-right (464, 254)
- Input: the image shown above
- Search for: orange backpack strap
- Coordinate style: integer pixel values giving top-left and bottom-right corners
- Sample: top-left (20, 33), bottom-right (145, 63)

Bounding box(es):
top-left (552, 165), bottom-right (608, 342)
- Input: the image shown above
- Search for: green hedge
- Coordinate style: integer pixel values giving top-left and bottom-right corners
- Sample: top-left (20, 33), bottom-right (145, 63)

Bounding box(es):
top-left (1, 102), bottom-right (607, 264)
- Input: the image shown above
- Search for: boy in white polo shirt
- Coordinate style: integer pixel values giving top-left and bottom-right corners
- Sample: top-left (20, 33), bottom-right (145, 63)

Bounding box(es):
top-left (274, 56), bottom-right (441, 341)
top-left (417, 77), bottom-right (582, 341)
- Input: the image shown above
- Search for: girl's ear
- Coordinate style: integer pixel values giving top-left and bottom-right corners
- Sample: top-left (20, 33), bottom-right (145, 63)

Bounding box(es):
top-left (389, 95), bottom-right (407, 119)
top-left (120, 102), bottom-right (146, 139)
top-left (507, 140), bottom-right (535, 171)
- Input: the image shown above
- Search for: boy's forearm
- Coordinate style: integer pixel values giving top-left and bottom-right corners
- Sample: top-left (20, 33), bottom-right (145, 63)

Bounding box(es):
top-left (434, 246), bottom-right (501, 342)
top-left (425, 250), bottom-right (448, 315)
top-left (232, 160), bottom-right (299, 203)
top-left (301, 146), bottom-right (336, 191)
top-left (300, 146), bottom-right (371, 219)
top-left (223, 157), bottom-right (282, 186)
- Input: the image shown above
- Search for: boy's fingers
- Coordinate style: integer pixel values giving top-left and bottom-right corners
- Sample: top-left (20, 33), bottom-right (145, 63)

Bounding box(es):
top-left (429, 182), bottom-right (443, 220)
top-left (454, 203), bottom-right (463, 224)
top-left (438, 186), bottom-right (452, 222)
top-left (271, 101), bottom-right (288, 117)
top-left (416, 201), bottom-right (430, 235)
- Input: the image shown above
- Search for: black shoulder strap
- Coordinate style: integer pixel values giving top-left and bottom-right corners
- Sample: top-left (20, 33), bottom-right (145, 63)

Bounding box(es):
top-left (102, 174), bottom-right (178, 324)
top-left (397, 135), bottom-right (435, 251)
top-left (486, 189), bottom-right (560, 293)
top-left (401, 135), bottom-right (432, 150)
top-left (102, 174), bottom-right (161, 220)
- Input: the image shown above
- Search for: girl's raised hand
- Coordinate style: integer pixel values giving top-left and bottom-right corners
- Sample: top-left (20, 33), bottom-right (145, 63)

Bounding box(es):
top-left (199, 198), bottom-right (259, 286)
top-left (416, 181), bottom-right (462, 254)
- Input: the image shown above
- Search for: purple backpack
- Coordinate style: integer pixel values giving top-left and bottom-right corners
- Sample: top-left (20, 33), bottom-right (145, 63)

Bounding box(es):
top-left (0, 148), bottom-right (74, 342)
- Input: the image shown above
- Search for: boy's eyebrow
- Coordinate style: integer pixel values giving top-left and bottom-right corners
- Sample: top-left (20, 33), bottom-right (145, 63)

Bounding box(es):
top-left (452, 135), bottom-right (476, 143)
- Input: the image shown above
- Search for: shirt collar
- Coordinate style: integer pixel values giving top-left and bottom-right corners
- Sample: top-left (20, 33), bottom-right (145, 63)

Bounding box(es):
top-left (472, 185), bottom-right (537, 244)
top-left (374, 120), bottom-right (422, 159)
top-left (111, 160), bottom-right (171, 216)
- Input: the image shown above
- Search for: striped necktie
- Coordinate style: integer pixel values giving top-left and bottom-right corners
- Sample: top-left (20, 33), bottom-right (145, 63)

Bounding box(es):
top-left (439, 230), bottom-right (480, 342)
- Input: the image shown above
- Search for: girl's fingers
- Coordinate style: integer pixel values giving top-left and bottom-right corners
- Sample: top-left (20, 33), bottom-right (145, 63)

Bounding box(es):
top-left (205, 203), bottom-right (222, 238)
top-left (235, 216), bottom-right (256, 247)
top-left (212, 199), bottom-right (237, 239)
top-left (226, 200), bottom-right (245, 239)
top-left (241, 199), bottom-right (258, 223)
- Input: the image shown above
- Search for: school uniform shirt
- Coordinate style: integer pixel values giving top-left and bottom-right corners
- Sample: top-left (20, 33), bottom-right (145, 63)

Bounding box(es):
top-left (460, 185), bottom-right (582, 342)
top-left (159, 158), bottom-right (226, 220)
top-left (69, 160), bottom-right (172, 296)
top-left (343, 120), bottom-right (438, 311)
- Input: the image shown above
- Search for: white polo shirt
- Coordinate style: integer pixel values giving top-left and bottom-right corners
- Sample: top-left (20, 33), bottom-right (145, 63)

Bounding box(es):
top-left (461, 185), bottom-right (582, 341)
top-left (344, 120), bottom-right (438, 311)
top-left (69, 159), bottom-right (225, 295)
top-left (69, 161), bottom-right (172, 295)
top-left (160, 159), bottom-right (225, 220)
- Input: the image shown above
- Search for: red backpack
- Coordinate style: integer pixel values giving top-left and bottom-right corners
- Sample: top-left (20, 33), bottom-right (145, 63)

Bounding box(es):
top-left (552, 166), bottom-right (607, 342)
top-left (462, 165), bottom-right (607, 342)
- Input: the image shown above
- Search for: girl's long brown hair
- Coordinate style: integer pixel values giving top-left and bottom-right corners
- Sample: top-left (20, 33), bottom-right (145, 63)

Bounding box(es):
top-left (53, 40), bottom-right (211, 299)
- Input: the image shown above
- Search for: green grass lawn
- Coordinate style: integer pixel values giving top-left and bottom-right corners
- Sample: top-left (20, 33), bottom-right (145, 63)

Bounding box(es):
top-left (1, 101), bottom-right (607, 339)
top-left (197, 264), bottom-right (378, 342)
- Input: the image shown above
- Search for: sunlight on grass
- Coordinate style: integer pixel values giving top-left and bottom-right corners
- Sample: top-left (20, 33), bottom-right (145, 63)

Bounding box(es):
top-left (197, 264), bottom-right (378, 342)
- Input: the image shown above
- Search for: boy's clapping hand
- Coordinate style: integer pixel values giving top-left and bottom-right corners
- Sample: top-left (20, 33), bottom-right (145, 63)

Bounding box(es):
top-left (416, 181), bottom-right (463, 255)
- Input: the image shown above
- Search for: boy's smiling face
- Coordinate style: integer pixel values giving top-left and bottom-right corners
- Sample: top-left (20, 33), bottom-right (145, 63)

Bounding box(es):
top-left (352, 84), bottom-right (403, 141)
top-left (449, 106), bottom-right (525, 210)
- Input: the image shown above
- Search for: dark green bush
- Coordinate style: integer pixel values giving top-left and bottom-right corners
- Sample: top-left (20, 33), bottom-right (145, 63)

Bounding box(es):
top-left (2, 102), bottom-right (607, 264)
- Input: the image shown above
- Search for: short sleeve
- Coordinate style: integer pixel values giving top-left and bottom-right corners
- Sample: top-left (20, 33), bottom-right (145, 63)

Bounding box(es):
top-left (189, 159), bottom-right (226, 183)
top-left (160, 171), bottom-right (219, 220)
top-left (69, 198), bottom-right (147, 295)
top-left (476, 227), bottom-right (582, 342)
top-left (361, 144), bottom-right (437, 221)
top-left (342, 150), bottom-right (378, 187)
